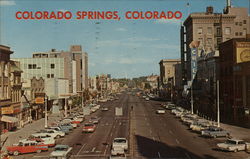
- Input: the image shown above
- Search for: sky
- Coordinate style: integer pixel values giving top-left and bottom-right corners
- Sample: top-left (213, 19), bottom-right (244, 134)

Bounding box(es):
top-left (0, 0), bottom-right (249, 78)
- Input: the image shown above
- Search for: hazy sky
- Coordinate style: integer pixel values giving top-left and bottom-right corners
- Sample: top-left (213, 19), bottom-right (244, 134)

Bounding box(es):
top-left (0, 0), bottom-right (249, 78)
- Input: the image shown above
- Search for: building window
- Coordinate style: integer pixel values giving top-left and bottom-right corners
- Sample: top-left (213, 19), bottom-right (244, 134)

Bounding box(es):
top-left (51, 74), bottom-right (54, 78)
top-left (225, 27), bottom-right (231, 35)
top-left (216, 27), bottom-right (221, 36)
top-left (243, 20), bottom-right (247, 24)
top-left (239, 32), bottom-right (243, 36)
top-left (235, 22), bottom-right (238, 25)
top-left (47, 74), bottom-right (50, 78)
top-left (28, 64), bottom-right (32, 69)
top-left (32, 64), bottom-right (36, 69)
top-left (207, 38), bottom-right (212, 45)
top-left (243, 28), bottom-right (247, 35)
top-left (207, 27), bottom-right (212, 34)
top-left (239, 22), bottom-right (242, 26)
top-left (235, 32), bottom-right (238, 36)
top-left (50, 64), bottom-right (55, 69)
top-left (217, 38), bottom-right (222, 45)
top-left (197, 27), bottom-right (203, 34)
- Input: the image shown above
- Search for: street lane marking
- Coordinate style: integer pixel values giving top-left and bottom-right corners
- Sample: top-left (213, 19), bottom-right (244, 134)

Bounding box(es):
top-left (91, 147), bottom-right (96, 152)
top-left (158, 152), bottom-right (161, 158)
top-left (104, 145), bottom-right (108, 155)
top-left (175, 139), bottom-right (180, 144)
top-left (119, 122), bottom-right (122, 125)
top-left (77, 143), bottom-right (86, 155)
top-left (150, 130), bottom-right (152, 134)
top-left (169, 130), bottom-right (173, 134)
top-left (95, 150), bottom-right (102, 153)
top-left (153, 137), bottom-right (156, 141)
top-left (110, 132), bottom-right (113, 137)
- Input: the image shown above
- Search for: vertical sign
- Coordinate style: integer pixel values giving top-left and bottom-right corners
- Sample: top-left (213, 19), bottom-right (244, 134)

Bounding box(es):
top-left (191, 48), bottom-right (198, 82)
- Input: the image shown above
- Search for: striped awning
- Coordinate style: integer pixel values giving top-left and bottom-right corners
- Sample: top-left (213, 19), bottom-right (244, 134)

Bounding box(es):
top-left (0, 115), bottom-right (18, 123)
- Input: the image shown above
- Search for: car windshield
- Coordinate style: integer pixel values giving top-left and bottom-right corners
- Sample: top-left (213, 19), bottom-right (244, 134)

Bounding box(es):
top-left (225, 140), bottom-right (236, 144)
top-left (85, 124), bottom-right (94, 126)
top-left (114, 139), bottom-right (126, 143)
top-left (55, 147), bottom-right (68, 151)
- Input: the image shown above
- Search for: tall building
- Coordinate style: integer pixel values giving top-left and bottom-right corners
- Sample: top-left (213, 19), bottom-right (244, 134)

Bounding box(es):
top-left (219, 38), bottom-right (250, 127)
top-left (0, 45), bottom-right (24, 131)
top-left (181, 2), bottom-right (250, 83)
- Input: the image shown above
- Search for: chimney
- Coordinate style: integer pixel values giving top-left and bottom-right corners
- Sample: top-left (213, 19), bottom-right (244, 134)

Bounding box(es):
top-left (206, 6), bottom-right (213, 14)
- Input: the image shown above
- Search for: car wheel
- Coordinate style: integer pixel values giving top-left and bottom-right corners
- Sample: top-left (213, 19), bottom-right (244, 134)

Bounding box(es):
top-left (56, 135), bottom-right (60, 139)
top-left (13, 151), bottom-right (19, 156)
top-left (36, 149), bottom-right (42, 153)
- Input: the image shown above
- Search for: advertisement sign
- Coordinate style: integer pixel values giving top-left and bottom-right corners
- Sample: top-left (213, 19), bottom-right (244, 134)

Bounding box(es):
top-left (1, 106), bottom-right (14, 114)
top-left (35, 97), bottom-right (45, 104)
top-left (236, 42), bottom-right (250, 63)
top-left (190, 48), bottom-right (198, 82)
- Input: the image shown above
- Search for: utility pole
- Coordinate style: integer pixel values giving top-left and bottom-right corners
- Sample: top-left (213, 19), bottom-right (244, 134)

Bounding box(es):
top-left (45, 95), bottom-right (48, 128)
top-left (217, 80), bottom-right (220, 127)
top-left (191, 84), bottom-right (194, 114)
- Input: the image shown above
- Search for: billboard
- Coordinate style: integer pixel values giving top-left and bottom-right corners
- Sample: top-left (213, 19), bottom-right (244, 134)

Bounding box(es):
top-left (191, 48), bottom-right (198, 82)
top-left (236, 42), bottom-right (250, 63)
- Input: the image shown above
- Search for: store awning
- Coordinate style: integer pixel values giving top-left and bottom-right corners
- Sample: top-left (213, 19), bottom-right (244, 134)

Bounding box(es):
top-left (0, 115), bottom-right (19, 123)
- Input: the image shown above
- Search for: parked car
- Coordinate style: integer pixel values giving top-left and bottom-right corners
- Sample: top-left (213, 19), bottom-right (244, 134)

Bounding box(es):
top-left (37, 129), bottom-right (65, 139)
top-left (156, 109), bottom-right (165, 114)
top-left (112, 138), bottom-right (128, 151)
top-left (27, 135), bottom-right (56, 147)
top-left (49, 145), bottom-right (72, 159)
top-left (48, 126), bottom-right (70, 135)
top-left (58, 123), bottom-right (73, 130)
top-left (7, 140), bottom-right (48, 156)
top-left (217, 139), bottom-right (250, 152)
top-left (201, 126), bottom-right (230, 138)
top-left (82, 123), bottom-right (96, 133)
top-left (165, 104), bottom-right (176, 110)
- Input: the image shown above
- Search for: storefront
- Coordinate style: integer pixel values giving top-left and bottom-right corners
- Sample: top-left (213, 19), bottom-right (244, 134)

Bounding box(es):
top-left (0, 115), bottom-right (18, 131)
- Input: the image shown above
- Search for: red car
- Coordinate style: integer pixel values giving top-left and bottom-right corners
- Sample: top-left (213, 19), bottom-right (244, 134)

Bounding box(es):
top-left (82, 123), bottom-right (96, 133)
top-left (7, 140), bottom-right (48, 156)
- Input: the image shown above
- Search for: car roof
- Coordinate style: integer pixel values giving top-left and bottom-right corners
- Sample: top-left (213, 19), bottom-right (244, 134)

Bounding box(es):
top-left (55, 145), bottom-right (69, 148)
top-left (228, 138), bottom-right (244, 142)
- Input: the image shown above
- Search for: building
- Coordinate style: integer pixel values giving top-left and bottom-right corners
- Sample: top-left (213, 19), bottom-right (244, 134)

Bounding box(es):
top-left (194, 51), bottom-right (220, 119)
top-left (159, 59), bottom-right (181, 85)
top-left (159, 59), bottom-right (181, 100)
top-left (13, 57), bottom-right (65, 100)
top-left (181, 2), bottom-right (250, 83)
top-left (219, 38), bottom-right (250, 127)
top-left (0, 45), bottom-right (23, 131)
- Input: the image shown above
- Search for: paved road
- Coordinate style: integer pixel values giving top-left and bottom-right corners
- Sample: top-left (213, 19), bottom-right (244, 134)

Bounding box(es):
top-left (130, 94), bottom-right (250, 159)
top-left (10, 93), bottom-right (250, 159)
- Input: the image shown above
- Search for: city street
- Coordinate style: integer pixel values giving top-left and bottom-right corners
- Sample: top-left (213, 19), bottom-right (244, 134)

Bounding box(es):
top-left (9, 92), bottom-right (250, 159)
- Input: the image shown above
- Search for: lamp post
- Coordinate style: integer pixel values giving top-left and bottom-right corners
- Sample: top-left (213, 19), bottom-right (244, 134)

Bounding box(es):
top-left (45, 95), bottom-right (48, 128)
top-left (68, 98), bottom-right (73, 115)
top-left (217, 80), bottom-right (220, 127)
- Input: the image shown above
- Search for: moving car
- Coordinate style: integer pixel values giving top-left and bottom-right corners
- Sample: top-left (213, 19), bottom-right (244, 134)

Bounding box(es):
top-left (23, 135), bottom-right (56, 147)
top-left (217, 139), bottom-right (250, 152)
top-left (37, 129), bottom-right (65, 139)
top-left (82, 123), bottom-right (96, 133)
top-left (156, 109), bottom-right (166, 114)
top-left (89, 116), bottom-right (100, 124)
top-left (7, 140), bottom-right (48, 156)
top-left (201, 126), bottom-right (230, 138)
top-left (48, 126), bottom-right (70, 135)
top-left (101, 107), bottom-right (109, 111)
top-left (49, 145), bottom-right (72, 159)
top-left (112, 138), bottom-right (128, 151)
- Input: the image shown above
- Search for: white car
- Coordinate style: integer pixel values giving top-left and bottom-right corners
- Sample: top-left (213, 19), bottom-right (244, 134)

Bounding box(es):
top-left (38, 129), bottom-right (65, 139)
top-left (50, 145), bottom-right (72, 159)
top-left (111, 146), bottom-right (125, 156)
top-left (217, 139), bottom-right (250, 152)
top-left (112, 138), bottom-right (128, 151)
top-left (156, 109), bottom-right (165, 114)
top-left (29, 134), bottom-right (55, 147)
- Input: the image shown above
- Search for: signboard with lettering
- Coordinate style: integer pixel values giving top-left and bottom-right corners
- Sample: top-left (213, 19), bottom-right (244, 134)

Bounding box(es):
top-left (236, 42), bottom-right (250, 63)
top-left (191, 48), bottom-right (198, 82)
top-left (35, 97), bottom-right (44, 104)
top-left (1, 106), bottom-right (14, 114)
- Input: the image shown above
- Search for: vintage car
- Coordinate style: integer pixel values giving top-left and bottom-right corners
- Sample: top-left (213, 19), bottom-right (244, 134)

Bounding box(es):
top-left (49, 145), bottom-right (72, 159)
top-left (82, 123), bottom-right (96, 133)
top-left (7, 140), bottom-right (48, 156)
top-left (112, 138), bottom-right (128, 151)
top-left (201, 126), bottom-right (230, 138)
top-left (217, 139), bottom-right (250, 152)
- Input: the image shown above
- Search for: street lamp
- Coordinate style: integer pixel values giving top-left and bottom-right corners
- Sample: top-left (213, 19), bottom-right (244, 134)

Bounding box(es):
top-left (45, 95), bottom-right (48, 128)
top-left (68, 98), bottom-right (73, 115)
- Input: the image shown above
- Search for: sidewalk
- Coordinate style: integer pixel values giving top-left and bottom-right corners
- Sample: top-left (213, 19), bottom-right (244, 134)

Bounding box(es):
top-left (220, 123), bottom-right (250, 141)
top-left (0, 113), bottom-right (64, 151)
